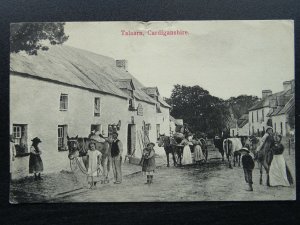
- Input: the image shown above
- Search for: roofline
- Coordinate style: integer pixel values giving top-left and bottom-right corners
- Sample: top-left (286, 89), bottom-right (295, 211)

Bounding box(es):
top-left (10, 71), bottom-right (129, 100)
top-left (248, 105), bottom-right (269, 111)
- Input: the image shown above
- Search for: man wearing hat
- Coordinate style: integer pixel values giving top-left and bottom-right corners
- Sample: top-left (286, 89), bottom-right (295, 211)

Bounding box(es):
top-left (29, 137), bottom-right (44, 181)
top-left (110, 132), bottom-right (123, 184)
top-left (141, 142), bottom-right (156, 184)
top-left (240, 146), bottom-right (255, 191)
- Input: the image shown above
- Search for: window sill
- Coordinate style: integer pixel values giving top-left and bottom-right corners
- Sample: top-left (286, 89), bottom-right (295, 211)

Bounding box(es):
top-left (59, 109), bottom-right (68, 111)
top-left (15, 153), bottom-right (30, 158)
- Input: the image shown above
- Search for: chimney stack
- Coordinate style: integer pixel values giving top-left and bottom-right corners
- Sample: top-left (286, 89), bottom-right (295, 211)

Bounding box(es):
top-left (262, 90), bottom-right (272, 99)
top-left (116, 60), bottom-right (128, 72)
top-left (283, 80), bottom-right (292, 92)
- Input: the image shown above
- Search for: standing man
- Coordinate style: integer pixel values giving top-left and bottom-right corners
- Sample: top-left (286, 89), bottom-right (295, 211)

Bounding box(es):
top-left (111, 132), bottom-right (123, 184)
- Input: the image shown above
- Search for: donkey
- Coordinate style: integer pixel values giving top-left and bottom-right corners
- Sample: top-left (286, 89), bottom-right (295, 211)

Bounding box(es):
top-left (67, 135), bottom-right (112, 183)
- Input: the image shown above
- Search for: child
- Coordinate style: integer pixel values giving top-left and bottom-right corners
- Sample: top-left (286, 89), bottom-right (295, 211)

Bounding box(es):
top-left (29, 137), bottom-right (44, 181)
top-left (240, 146), bottom-right (255, 191)
top-left (140, 142), bottom-right (156, 184)
top-left (87, 142), bottom-right (101, 188)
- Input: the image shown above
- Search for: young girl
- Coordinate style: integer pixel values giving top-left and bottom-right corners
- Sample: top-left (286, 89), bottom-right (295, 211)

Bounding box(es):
top-left (29, 137), bottom-right (44, 181)
top-left (87, 142), bottom-right (102, 188)
top-left (141, 142), bottom-right (156, 184)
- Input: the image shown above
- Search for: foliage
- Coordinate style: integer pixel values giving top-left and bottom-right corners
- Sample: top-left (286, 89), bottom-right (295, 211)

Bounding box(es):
top-left (225, 95), bottom-right (259, 119)
top-left (166, 85), bottom-right (231, 138)
top-left (10, 22), bottom-right (68, 55)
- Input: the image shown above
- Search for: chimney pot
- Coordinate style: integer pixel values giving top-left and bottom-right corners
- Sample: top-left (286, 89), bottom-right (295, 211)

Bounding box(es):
top-left (116, 60), bottom-right (128, 72)
top-left (262, 90), bottom-right (272, 99)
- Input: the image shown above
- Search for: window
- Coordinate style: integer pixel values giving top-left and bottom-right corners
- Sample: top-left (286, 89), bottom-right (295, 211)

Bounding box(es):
top-left (274, 123), bottom-right (277, 133)
top-left (60, 94), bottom-right (68, 111)
top-left (129, 98), bottom-right (136, 111)
top-left (156, 124), bottom-right (160, 140)
top-left (94, 97), bottom-right (100, 117)
top-left (252, 112), bottom-right (254, 123)
top-left (13, 124), bottom-right (28, 155)
top-left (58, 125), bottom-right (68, 151)
top-left (280, 122), bottom-right (283, 135)
top-left (156, 103), bottom-right (162, 113)
top-left (91, 124), bottom-right (102, 134)
top-left (257, 110), bottom-right (259, 122)
top-left (232, 130), bottom-right (235, 137)
top-left (262, 109), bottom-right (264, 122)
top-left (252, 126), bottom-right (254, 135)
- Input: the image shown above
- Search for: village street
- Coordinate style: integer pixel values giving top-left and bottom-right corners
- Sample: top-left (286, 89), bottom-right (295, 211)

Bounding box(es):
top-left (12, 146), bottom-right (295, 202)
top-left (40, 147), bottom-right (294, 202)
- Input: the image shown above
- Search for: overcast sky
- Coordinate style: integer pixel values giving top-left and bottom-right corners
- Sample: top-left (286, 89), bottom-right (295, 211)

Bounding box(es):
top-left (64, 20), bottom-right (294, 100)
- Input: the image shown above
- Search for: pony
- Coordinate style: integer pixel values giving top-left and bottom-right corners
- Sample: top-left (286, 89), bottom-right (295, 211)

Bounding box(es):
top-left (213, 137), bottom-right (226, 161)
top-left (158, 134), bottom-right (182, 167)
top-left (67, 135), bottom-right (112, 184)
top-left (223, 138), bottom-right (243, 169)
top-left (254, 134), bottom-right (275, 186)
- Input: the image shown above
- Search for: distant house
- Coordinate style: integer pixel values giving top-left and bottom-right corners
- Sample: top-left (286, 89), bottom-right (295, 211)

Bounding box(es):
top-left (10, 45), bottom-right (171, 179)
top-left (248, 80), bottom-right (294, 136)
top-left (230, 114), bottom-right (250, 137)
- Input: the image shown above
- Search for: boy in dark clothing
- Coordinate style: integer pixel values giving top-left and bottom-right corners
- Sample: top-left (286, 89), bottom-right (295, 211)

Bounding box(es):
top-left (240, 147), bottom-right (255, 191)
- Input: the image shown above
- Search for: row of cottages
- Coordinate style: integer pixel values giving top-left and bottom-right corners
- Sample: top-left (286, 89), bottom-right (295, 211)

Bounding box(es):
top-left (248, 80), bottom-right (295, 137)
top-left (10, 45), bottom-right (171, 179)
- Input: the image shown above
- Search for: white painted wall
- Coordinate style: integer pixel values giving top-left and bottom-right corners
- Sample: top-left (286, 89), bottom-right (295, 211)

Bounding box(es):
top-left (10, 74), bottom-right (170, 178)
top-left (248, 107), bottom-right (271, 135)
top-left (272, 114), bottom-right (289, 136)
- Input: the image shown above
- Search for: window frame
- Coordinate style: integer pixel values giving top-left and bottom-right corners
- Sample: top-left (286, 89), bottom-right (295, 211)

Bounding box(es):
top-left (94, 97), bottom-right (101, 117)
top-left (59, 94), bottom-right (68, 111)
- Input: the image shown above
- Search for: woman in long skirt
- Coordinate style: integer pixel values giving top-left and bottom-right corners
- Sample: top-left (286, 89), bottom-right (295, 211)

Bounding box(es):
top-left (181, 139), bottom-right (193, 165)
top-left (29, 137), bottom-right (44, 181)
top-left (269, 134), bottom-right (293, 187)
top-left (193, 140), bottom-right (204, 164)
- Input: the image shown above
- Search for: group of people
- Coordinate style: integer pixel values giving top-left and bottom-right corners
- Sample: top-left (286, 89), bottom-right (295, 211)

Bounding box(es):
top-left (10, 135), bottom-right (44, 181)
top-left (180, 134), bottom-right (206, 166)
top-left (240, 126), bottom-right (293, 191)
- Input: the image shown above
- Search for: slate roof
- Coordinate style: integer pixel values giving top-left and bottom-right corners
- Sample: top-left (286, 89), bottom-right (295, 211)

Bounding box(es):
top-left (10, 45), bottom-right (167, 106)
top-left (248, 89), bottom-right (293, 111)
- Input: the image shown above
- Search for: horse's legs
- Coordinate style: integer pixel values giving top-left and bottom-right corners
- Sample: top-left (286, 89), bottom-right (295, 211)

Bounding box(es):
top-left (171, 150), bottom-right (176, 166)
top-left (238, 154), bottom-right (241, 167)
top-left (233, 154), bottom-right (236, 167)
top-left (166, 151), bottom-right (170, 167)
top-left (259, 163), bottom-right (263, 185)
top-left (228, 154), bottom-right (233, 169)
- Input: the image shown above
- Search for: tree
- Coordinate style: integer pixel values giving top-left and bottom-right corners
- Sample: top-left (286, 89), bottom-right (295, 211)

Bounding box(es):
top-left (166, 85), bottom-right (231, 138)
top-left (10, 22), bottom-right (68, 55)
top-left (225, 95), bottom-right (259, 119)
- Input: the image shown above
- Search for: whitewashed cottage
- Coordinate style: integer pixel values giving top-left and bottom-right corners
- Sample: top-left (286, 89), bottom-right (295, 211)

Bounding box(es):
top-left (10, 45), bottom-right (170, 179)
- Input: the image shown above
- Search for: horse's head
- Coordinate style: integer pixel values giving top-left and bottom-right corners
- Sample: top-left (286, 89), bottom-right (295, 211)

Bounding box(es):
top-left (67, 135), bottom-right (79, 159)
top-left (157, 134), bottom-right (165, 147)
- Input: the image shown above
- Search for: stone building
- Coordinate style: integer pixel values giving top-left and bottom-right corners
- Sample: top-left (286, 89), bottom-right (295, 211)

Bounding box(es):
top-left (10, 45), bottom-right (170, 179)
top-left (248, 80), bottom-right (294, 136)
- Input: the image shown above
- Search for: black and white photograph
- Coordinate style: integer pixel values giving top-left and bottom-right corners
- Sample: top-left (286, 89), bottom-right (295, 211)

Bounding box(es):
top-left (9, 20), bottom-right (295, 203)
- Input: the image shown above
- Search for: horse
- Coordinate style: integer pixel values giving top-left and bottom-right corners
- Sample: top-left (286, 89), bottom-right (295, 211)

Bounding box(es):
top-left (213, 137), bottom-right (225, 161)
top-left (254, 134), bottom-right (275, 186)
top-left (223, 138), bottom-right (243, 169)
top-left (67, 135), bottom-right (112, 183)
top-left (158, 134), bottom-right (182, 167)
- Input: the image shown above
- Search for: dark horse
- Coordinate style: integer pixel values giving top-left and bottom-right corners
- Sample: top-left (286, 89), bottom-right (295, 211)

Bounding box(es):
top-left (255, 134), bottom-right (275, 186)
top-left (158, 134), bottom-right (182, 167)
top-left (213, 137), bottom-right (225, 161)
top-left (67, 135), bottom-right (112, 183)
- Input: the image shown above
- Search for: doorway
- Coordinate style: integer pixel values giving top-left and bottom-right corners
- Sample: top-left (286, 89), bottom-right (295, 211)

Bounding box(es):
top-left (127, 124), bottom-right (136, 155)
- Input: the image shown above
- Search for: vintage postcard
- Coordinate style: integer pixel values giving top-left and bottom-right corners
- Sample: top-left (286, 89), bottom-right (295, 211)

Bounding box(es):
top-left (9, 21), bottom-right (295, 202)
